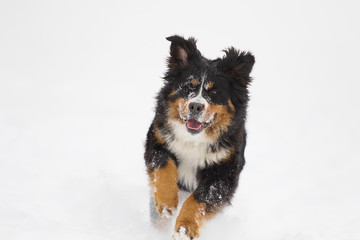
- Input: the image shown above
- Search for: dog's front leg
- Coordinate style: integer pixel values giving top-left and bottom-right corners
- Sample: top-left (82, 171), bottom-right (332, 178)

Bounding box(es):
top-left (148, 158), bottom-right (179, 217)
top-left (173, 161), bottom-right (242, 239)
top-left (145, 124), bottom-right (179, 217)
top-left (172, 193), bottom-right (206, 240)
top-left (172, 188), bottom-right (229, 240)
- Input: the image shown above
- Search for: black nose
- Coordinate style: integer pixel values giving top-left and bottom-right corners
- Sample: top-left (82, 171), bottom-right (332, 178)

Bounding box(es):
top-left (189, 102), bottom-right (204, 115)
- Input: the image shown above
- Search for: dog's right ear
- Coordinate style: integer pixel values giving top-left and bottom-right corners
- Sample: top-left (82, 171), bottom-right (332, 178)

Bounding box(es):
top-left (166, 35), bottom-right (200, 69)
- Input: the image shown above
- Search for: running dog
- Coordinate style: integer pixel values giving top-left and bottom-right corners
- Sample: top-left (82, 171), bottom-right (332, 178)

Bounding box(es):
top-left (145, 35), bottom-right (255, 239)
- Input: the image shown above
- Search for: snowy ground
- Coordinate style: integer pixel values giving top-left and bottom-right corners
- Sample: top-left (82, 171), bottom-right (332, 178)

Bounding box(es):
top-left (1, 0), bottom-right (360, 239)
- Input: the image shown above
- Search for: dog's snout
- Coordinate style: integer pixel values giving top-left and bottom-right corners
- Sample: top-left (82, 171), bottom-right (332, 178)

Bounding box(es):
top-left (189, 102), bottom-right (204, 115)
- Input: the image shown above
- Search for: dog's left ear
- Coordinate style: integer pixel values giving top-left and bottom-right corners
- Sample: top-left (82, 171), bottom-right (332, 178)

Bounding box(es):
top-left (218, 48), bottom-right (255, 87)
top-left (166, 35), bottom-right (200, 69)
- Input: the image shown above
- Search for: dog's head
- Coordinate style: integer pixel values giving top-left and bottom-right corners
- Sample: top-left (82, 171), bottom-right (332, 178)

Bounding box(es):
top-left (162, 35), bottom-right (255, 142)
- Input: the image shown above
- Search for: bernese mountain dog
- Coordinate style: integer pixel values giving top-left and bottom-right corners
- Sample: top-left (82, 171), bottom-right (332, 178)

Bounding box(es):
top-left (144, 35), bottom-right (255, 239)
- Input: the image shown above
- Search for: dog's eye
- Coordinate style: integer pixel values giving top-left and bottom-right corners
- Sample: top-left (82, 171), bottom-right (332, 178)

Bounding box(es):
top-left (187, 85), bottom-right (195, 91)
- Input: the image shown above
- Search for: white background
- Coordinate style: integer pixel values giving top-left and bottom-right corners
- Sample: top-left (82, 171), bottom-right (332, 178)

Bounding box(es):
top-left (1, 0), bottom-right (359, 239)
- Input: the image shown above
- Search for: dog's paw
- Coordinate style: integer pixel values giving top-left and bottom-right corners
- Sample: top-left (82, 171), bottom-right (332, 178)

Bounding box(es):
top-left (172, 227), bottom-right (191, 240)
top-left (156, 204), bottom-right (176, 218)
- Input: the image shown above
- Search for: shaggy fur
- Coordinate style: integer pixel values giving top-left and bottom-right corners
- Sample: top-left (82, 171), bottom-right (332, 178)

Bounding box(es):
top-left (144, 35), bottom-right (255, 239)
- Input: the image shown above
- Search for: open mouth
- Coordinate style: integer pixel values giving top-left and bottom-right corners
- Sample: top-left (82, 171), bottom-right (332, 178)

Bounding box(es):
top-left (185, 116), bottom-right (215, 134)
top-left (186, 119), bottom-right (204, 134)
top-left (186, 119), bottom-right (204, 131)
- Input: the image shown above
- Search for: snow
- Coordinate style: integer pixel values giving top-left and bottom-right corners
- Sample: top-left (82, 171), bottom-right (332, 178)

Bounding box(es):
top-left (1, 0), bottom-right (360, 239)
top-left (173, 227), bottom-right (190, 240)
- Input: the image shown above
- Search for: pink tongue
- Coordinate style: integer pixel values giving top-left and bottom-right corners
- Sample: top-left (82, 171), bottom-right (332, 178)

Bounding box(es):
top-left (186, 119), bottom-right (203, 130)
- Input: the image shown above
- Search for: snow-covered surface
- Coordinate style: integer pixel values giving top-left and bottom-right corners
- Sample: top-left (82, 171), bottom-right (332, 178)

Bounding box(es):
top-left (1, 0), bottom-right (360, 239)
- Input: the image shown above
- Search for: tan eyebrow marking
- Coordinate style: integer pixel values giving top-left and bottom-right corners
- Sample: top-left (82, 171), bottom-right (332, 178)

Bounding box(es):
top-left (205, 81), bottom-right (214, 90)
top-left (191, 78), bottom-right (199, 87)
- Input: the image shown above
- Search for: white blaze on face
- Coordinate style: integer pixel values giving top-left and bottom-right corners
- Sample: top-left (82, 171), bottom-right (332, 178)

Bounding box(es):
top-left (187, 73), bottom-right (209, 121)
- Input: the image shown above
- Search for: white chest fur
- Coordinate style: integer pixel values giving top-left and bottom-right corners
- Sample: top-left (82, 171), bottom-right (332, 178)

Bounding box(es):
top-left (166, 121), bottom-right (230, 191)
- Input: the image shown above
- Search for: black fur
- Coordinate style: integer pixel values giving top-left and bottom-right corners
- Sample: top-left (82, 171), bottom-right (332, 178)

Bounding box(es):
top-left (145, 35), bottom-right (254, 217)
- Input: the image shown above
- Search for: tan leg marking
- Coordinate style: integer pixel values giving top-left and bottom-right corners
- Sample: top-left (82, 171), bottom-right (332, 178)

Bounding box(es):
top-left (148, 159), bottom-right (179, 217)
top-left (174, 193), bottom-right (210, 239)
